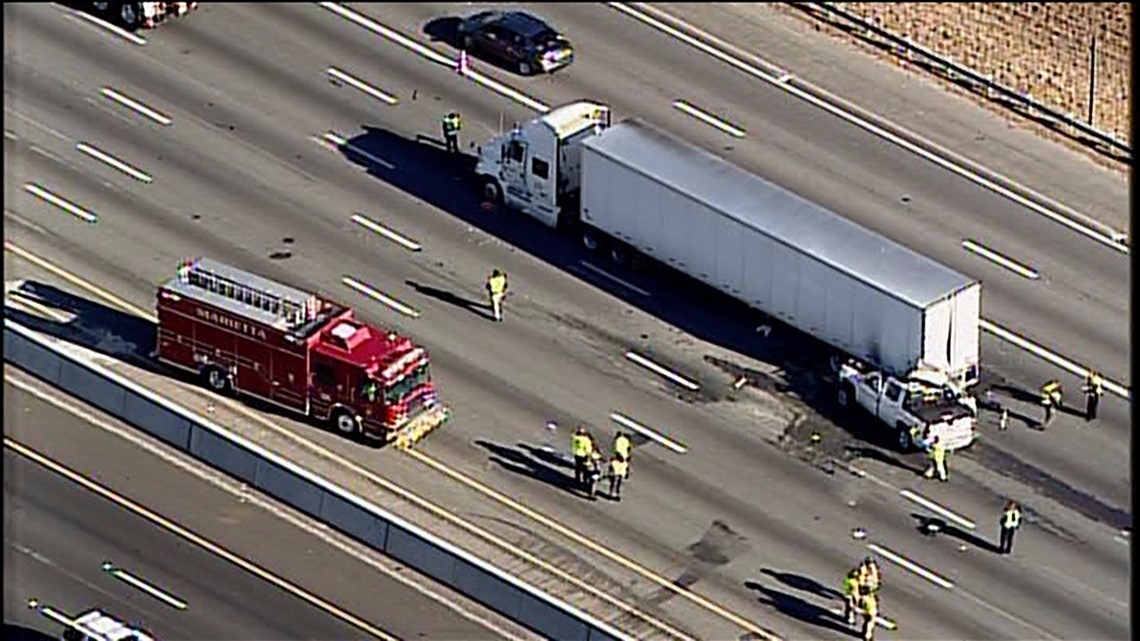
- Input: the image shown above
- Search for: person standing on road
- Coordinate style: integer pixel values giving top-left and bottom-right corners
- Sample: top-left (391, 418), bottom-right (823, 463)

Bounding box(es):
top-left (859, 590), bottom-right (880, 641)
top-left (999, 500), bottom-right (1023, 555)
top-left (571, 426), bottom-right (594, 487)
top-left (608, 454), bottom-right (629, 500)
top-left (442, 111), bottom-right (462, 154)
top-left (922, 435), bottom-right (948, 482)
top-left (612, 431), bottom-right (632, 474)
top-left (485, 269), bottom-right (508, 322)
top-left (1083, 370), bottom-right (1104, 422)
top-left (1040, 379), bottom-right (1063, 426)
top-left (842, 567), bottom-right (862, 626)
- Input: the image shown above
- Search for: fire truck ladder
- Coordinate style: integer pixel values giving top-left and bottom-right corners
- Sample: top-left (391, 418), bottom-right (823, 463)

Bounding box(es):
top-left (179, 260), bottom-right (320, 327)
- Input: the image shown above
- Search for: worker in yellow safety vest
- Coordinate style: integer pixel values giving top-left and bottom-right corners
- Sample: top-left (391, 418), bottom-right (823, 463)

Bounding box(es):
top-left (612, 431), bottom-right (632, 473)
top-left (922, 435), bottom-right (948, 482)
top-left (442, 111), bottom-right (462, 153)
top-left (571, 427), bottom-right (594, 487)
top-left (1083, 371), bottom-right (1104, 422)
top-left (485, 269), bottom-right (508, 322)
top-left (859, 591), bottom-right (880, 641)
top-left (1040, 379), bottom-right (1062, 425)
top-left (608, 454), bottom-right (629, 500)
top-left (842, 567), bottom-right (862, 625)
top-left (857, 556), bottom-right (881, 596)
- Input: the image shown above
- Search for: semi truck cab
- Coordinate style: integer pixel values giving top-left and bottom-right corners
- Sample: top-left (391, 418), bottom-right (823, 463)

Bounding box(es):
top-left (476, 101), bottom-right (610, 228)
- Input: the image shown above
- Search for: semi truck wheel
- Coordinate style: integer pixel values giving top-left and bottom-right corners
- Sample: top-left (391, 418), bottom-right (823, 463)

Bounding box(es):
top-left (481, 177), bottom-right (503, 205)
top-left (332, 409), bottom-right (359, 436)
top-left (202, 365), bottom-right (232, 394)
top-left (119, 2), bottom-right (142, 29)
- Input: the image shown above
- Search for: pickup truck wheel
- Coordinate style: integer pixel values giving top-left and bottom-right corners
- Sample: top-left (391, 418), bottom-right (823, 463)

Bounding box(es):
top-left (837, 384), bottom-right (852, 407)
top-left (332, 410), bottom-right (359, 436)
top-left (897, 426), bottom-right (913, 451)
top-left (203, 366), bottom-right (232, 394)
top-left (481, 178), bottom-right (503, 205)
top-left (517, 60), bottom-right (532, 76)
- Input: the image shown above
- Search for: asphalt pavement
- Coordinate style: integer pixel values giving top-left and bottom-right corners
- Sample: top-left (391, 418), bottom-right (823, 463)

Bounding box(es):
top-left (3, 3), bottom-right (1130, 640)
top-left (3, 375), bottom-right (542, 641)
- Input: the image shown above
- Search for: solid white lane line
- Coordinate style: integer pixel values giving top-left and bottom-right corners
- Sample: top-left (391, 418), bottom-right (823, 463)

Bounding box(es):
top-left (22, 183), bottom-right (98, 223)
top-left (28, 601), bottom-right (76, 628)
top-left (979, 319), bottom-right (1130, 400)
top-left (961, 239), bottom-right (1038, 279)
top-left (319, 132), bottom-right (395, 170)
top-left (342, 276), bottom-right (420, 318)
top-left (624, 351), bottom-right (700, 391)
top-left (577, 261), bottom-right (651, 296)
top-left (899, 489), bottom-right (976, 530)
top-left (102, 562), bottom-right (187, 609)
top-left (609, 3), bottom-right (1129, 254)
top-left (867, 543), bottom-right (954, 589)
top-left (327, 67), bottom-right (399, 105)
top-left (609, 412), bottom-right (688, 454)
top-left (99, 88), bottom-right (172, 126)
top-left (671, 100), bottom-right (746, 138)
top-left (317, 3), bottom-right (549, 113)
top-left (76, 142), bottom-right (153, 183)
top-left (351, 214), bottom-right (421, 251)
top-left (70, 9), bottom-right (148, 45)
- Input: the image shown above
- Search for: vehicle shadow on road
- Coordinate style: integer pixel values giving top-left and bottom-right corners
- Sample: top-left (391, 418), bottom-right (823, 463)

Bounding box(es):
top-left (423, 16), bottom-right (463, 48)
top-left (743, 581), bottom-right (855, 637)
top-left (405, 280), bottom-right (493, 320)
top-left (3, 624), bottom-right (56, 641)
top-left (5, 280), bottom-right (161, 374)
top-left (337, 126), bottom-right (933, 456)
top-left (759, 567), bottom-right (844, 601)
top-left (910, 513), bottom-right (1002, 553)
top-left (474, 439), bottom-right (583, 496)
top-left (518, 443), bottom-right (575, 469)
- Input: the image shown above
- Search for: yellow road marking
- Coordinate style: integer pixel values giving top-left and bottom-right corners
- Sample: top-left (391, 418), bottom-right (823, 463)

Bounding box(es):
top-left (3, 241), bottom-right (777, 640)
top-left (2, 242), bottom-right (687, 641)
top-left (3, 437), bottom-right (399, 641)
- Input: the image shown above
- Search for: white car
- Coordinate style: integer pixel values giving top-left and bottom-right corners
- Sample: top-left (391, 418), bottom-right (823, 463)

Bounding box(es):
top-left (62, 609), bottom-right (155, 641)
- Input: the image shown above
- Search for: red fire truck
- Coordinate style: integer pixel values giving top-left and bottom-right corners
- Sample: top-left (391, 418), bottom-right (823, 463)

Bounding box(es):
top-left (155, 258), bottom-right (449, 447)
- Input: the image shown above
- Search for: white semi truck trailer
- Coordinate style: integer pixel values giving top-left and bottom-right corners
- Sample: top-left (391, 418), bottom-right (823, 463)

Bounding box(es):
top-left (475, 102), bottom-right (980, 450)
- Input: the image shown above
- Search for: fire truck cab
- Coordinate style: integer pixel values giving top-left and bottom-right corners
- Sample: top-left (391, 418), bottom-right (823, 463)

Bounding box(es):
top-left (155, 258), bottom-right (448, 447)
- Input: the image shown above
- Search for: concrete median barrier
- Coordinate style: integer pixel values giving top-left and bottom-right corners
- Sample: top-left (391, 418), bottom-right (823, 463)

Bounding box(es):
top-left (4, 318), bottom-right (630, 641)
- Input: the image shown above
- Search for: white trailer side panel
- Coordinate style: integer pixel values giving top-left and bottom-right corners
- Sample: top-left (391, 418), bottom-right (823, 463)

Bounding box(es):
top-left (922, 296), bottom-right (954, 373)
top-left (950, 283), bottom-right (981, 375)
top-left (580, 121), bottom-right (975, 378)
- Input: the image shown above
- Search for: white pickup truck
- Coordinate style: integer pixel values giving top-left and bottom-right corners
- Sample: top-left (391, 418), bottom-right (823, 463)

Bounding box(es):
top-left (837, 359), bottom-right (977, 452)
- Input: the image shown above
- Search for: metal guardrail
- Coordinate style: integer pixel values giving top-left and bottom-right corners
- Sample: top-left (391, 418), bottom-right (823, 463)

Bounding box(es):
top-left (3, 318), bottom-right (628, 641)
top-left (793, 2), bottom-right (1132, 160)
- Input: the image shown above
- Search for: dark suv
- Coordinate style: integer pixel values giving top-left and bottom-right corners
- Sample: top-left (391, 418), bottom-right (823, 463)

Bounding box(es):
top-left (457, 10), bottom-right (575, 76)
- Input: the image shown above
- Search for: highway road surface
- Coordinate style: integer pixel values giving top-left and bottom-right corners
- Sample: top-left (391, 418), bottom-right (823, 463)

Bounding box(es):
top-left (4, 3), bottom-right (1129, 640)
top-left (3, 374), bottom-right (543, 641)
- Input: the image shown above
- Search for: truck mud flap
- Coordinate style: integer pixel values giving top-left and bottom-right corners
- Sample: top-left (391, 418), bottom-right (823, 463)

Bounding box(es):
top-left (392, 406), bottom-right (451, 450)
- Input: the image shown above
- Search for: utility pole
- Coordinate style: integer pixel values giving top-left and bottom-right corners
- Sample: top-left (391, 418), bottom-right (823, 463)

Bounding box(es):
top-left (1087, 31), bottom-right (1097, 126)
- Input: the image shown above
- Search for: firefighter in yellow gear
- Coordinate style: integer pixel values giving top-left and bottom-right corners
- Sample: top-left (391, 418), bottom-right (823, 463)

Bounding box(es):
top-left (571, 427), bottom-right (594, 487)
top-left (859, 591), bottom-right (880, 641)
top-left (1083, 371), bottom-right (1104, 421)
top-left (923, 435), bottom-right (948, 482)
top-left (608, 454), bottom-right (629, 500)
top-left (1040, 379), bottom-right (1062, 425)
top-left (842, 567), bottom-right (862, 625)
top-left (486, 269), bottom-right (508, 322)
top-left (442, 111), bottom-right (462, 153)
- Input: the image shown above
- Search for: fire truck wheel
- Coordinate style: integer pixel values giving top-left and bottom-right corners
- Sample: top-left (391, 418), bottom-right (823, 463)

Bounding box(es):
top-left (332, 410), bottom-right (359, 436)
top-left (202, 366), bottom-right (232, 394)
